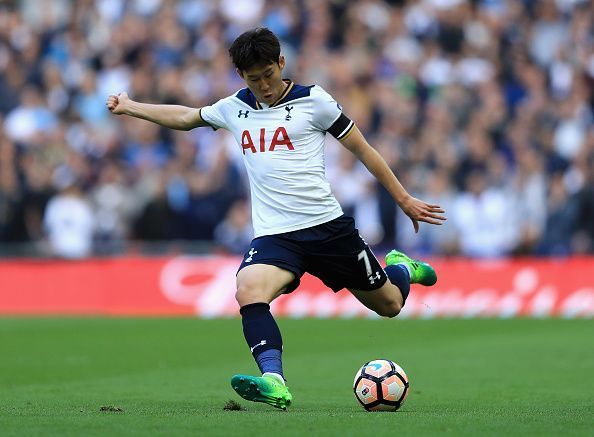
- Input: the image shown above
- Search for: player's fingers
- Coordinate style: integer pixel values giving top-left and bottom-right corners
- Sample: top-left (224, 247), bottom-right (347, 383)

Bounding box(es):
top-left (106, 96), bottom-right (119, 111)
top-left (425, 204), bottom-right (445, 213)
top-left (411, 218), bottom-right (419, 233)
top-left (420, 217), bottom-right (444, 225)
top-left (424, 212), bottom-right (447, 221)
top-left (411, 207), bottom-right (443, 220)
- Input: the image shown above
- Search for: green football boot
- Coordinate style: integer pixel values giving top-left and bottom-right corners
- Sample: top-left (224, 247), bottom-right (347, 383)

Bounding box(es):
top-left (385, 250), bottom-right (437, 286)
top-left (231, 373), bottom-right (293, 410)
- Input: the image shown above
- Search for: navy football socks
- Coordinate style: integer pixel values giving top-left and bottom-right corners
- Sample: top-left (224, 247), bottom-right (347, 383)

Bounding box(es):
top-left (240, 302), bottom-right (284, 378)
top-left (385, 264), bottom-right (411, 303)
top-left (256, 349), bottom-right (283, 378)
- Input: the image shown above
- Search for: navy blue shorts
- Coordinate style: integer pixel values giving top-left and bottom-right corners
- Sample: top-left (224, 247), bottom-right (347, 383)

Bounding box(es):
top-left (237, 215), bottom-right (388, 293)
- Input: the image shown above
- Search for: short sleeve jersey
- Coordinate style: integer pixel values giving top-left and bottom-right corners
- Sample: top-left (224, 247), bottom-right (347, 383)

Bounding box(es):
top-left (200, 81), bottom-right (355, 238)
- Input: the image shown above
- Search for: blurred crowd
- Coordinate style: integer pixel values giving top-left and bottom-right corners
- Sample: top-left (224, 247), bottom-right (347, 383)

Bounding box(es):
top-left (0, 0), bottom-right (593, 259)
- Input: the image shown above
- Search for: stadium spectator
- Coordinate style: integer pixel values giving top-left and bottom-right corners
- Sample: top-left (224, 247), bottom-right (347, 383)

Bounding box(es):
top-left (537, 172), bottom-right (581, 255)
top-left (43, 183), bottom-right (94, 259)
top-left (213, 199), bottom-right (253, 254)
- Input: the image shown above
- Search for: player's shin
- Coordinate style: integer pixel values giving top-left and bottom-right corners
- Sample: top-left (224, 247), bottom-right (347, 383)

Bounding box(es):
top-left (240, 302), bottom-right (284, 380)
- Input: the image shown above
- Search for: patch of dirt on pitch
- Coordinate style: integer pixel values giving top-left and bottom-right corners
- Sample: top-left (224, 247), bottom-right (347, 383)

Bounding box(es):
top-left (99, 405), bottom-right (124, 413)
top-left (223, 400), bottom-right (245, 411)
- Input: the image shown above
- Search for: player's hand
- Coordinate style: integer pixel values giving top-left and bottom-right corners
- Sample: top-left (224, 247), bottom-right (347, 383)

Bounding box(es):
top-left (400, 195), bottom-right (446, 233)
top-left (106, 92), bottom-right (129, 115)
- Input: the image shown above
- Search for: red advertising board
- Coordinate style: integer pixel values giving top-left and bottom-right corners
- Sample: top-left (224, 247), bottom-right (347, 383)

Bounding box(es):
top-left (0, 257), bottom-right (593, 318)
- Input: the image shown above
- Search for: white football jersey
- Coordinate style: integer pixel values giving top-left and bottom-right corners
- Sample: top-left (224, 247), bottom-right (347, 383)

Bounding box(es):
top-left (200, 81), bottom-right (355, 237)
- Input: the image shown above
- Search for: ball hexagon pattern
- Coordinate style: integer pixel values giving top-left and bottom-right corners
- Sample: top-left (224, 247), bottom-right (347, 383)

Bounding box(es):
top-left (353, 359), bottom-right (409, 412)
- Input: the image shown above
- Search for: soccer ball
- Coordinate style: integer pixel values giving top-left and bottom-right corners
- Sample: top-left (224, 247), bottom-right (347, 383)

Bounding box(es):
top-left (353, 359), bottom-right (409, 411)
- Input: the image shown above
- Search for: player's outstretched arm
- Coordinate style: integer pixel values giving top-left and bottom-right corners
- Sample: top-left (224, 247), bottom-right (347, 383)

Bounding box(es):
top-left (106, 92), bottom-right (209, 130)
top-left (340, 126), bottom-right (446, 233)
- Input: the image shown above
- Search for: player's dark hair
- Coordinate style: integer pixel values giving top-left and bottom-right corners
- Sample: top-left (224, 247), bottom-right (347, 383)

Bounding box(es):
top-left (228, 27), bottom-right (281, 72)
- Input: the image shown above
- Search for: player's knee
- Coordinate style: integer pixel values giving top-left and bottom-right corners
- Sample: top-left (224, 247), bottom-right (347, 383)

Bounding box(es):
top-left (235, 282), bottom-right (257, 306)
top-left (235, 279), bottom-right (268, 306)
top-left (376, 299), bottom-right (402, 318)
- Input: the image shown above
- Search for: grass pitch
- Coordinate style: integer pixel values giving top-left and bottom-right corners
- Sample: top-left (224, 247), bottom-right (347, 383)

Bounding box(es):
top-left (0, 318), bottom-right (592, 436)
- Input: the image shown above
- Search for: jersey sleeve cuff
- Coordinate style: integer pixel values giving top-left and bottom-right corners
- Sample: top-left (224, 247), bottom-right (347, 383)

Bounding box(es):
top-left (199, 108), bottom-right (218, 131)
top-left (327, 113), bottom-right (354, 140)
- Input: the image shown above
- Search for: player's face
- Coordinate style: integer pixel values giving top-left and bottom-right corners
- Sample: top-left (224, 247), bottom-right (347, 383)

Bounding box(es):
top-left (240, 56), bottom-right (286, 105)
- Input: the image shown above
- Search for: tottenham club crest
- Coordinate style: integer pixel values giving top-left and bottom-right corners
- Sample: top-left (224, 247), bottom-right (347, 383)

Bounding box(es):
top-left (284, 105), bottom-right (293, 121)
top-left (245, 248), bottom-right (257, 262)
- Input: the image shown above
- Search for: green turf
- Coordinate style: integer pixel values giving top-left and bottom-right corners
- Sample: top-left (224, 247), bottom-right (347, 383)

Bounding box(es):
top-left (0, 318), bottom-right (592, 436)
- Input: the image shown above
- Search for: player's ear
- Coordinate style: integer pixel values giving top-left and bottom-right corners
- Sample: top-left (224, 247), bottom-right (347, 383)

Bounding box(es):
top-left (278, 56), bottom-right (285, 71)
